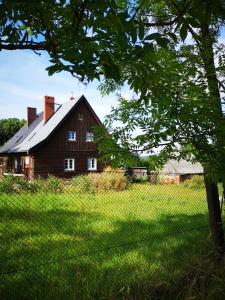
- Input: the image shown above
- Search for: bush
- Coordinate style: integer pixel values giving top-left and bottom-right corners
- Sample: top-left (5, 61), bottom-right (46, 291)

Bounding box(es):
top-left (45, 175), bottom-right (64, 193)
top-left (71, 175), bottom-right (94, 193)
top-left (0, 175), bottom-right (14, 193)
top-left (183, 175), bottom-right (204, 190)
top-left (0, 175), bottom-right (37, 194)
top-left (0, 174), bottom-right (64, 194)
top-left (72, 172), bottom-right (129, 193)
top-left (131, 175), bottom-right (149, 183)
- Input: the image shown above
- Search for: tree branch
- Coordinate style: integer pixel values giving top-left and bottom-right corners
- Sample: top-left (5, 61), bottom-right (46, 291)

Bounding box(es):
top-left (142, 0), bottom-right (191, 28)
top-left (130, 0), bottom-right (147, 21)
top-left (0, 42), bottom-right (46, 51)
top-left (143, 15), bottom-right (181, 27)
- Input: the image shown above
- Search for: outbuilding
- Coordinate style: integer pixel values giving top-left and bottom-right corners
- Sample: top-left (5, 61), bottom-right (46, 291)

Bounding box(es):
top-left (158, 159), bottom-right (204, 184)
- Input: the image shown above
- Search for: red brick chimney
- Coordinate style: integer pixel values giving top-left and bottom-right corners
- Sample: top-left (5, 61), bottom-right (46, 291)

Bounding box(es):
top-left (44, 96), bottom-right (55, 123)
top-left (27, 107), bottom-right (37, 126)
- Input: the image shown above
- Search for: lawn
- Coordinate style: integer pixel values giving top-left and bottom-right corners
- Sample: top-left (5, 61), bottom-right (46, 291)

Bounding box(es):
top-left (0, 183), bottom-right (212, 299)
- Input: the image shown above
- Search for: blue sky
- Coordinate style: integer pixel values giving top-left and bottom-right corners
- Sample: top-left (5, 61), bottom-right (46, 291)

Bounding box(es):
top-left (1, 28), bottom-right (225, 122)
top-left (0, 50), bottom-right (131, 122)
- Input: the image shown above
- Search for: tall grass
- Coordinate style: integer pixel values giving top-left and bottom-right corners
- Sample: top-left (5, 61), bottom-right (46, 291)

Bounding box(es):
top-left (72, 172), bottom-right (129, 192)
top-left (183, 175), bottom-right (205, 190)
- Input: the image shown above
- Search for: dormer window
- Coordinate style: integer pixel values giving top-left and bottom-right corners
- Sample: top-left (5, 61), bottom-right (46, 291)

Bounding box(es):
top-left (86, 132), bottom-right (94, 142)
top-left (68, 131), bottom-right (76, 141)
top-left (78, 113), bottom-right (83, 121)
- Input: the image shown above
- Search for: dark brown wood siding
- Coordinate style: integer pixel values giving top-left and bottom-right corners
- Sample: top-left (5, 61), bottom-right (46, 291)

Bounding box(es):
top-left (31, 99), bottom-right (104, 178)
top-left (33, 151), bottom-right (103, 178)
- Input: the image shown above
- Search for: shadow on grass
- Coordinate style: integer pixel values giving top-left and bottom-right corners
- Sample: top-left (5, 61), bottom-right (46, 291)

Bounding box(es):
top-left (0, 203), bottom-right (211, 300)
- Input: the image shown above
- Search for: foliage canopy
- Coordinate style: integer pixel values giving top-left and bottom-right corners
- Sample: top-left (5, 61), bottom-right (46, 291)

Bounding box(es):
top-left (0, 118), bottom-right (25, 146)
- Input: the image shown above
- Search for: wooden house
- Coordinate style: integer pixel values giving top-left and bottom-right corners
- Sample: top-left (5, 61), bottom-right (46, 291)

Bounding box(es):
top-left (0, 95), bottom-right (104, 179)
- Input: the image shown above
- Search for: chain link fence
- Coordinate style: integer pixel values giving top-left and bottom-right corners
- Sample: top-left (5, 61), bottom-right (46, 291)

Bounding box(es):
top-left (0, 171), bottom-right (218, 299)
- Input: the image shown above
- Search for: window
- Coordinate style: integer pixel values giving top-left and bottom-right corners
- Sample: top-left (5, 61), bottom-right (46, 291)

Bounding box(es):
top-left (88, 158), bottom-right (97, 171)
top-left (14, 159), bottom-right (18, 169)
top-left (68, 131), bottom-right (76, 141)
top-left (65, 158), bottom-right (75, 171)
top-left (78, 113), bottom-right (83, 121)
top-left (86, 132), bottom-right (94, 142)
top-left (21, 159), bottom-right (25, 172)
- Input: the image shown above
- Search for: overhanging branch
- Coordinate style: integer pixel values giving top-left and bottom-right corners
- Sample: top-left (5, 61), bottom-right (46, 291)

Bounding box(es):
top-left (0, 42), bottom-right (46, 51)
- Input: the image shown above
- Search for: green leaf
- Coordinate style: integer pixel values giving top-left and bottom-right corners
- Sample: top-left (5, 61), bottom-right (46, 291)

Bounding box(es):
top-left (167, 32), bottom-right (178, 43)
top-left (145, 32), bottom-right (162, 41)
top-left (18, 24), bottom-right (26, 31)
top-left (26, 27), bottom-right (32, 36)
top-left (102, 63), bottom-right (121, 82)
top-left (180, 23), bottom-right (188, 42)
top-left (157, 37), bottom-right (170, 48)
top-left (130, 24), bottom-right (137, 44)
top-left (186, 17), bottom-right (199, 28)
top-left (139, 22), bottom-right (145, 40)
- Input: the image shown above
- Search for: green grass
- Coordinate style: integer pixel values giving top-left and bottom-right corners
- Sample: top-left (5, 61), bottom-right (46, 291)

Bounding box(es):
top-left (0, 184), bottom-right (214, 299)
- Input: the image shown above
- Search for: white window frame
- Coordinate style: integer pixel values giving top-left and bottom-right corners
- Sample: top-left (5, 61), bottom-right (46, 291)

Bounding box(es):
top-left (68, 131), bottom-right (76, 141)
top-left (88, 157), bottom-right (97, 171)
top-left (65, 158), bottom-right (75, 171)
top-left (86, 132), bottom-right (94, 142)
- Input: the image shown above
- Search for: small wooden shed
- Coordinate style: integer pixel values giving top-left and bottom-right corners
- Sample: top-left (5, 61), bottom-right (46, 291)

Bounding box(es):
top-left (126, 167), bottom-right (148, 177)
top-left (158, 159), bottom-right (203, 184)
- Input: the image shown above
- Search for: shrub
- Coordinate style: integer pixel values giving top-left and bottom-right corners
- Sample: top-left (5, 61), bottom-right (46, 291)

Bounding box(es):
top-left (72, 175), bottom-right (95, 193)
top-left (0, 174), bottom-right (64, 194)
top-left (0, 175), bottom-right (34, 194)
top-left (131, 175), bottom-right (149, 183)
top-left (0, 175), bottom-right (15, 193)
top-left (45, 175), bottom-right (64, 193)
top-left (72, 172), bottom-right (129, 193)
top-left (183, 175), bottom-right (205, 190)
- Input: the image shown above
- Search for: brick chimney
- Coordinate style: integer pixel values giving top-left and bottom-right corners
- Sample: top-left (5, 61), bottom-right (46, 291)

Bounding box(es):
top-left (44, 96), bottom-right (55, 123)
top-left (27, 107), bottom-right (37, 126)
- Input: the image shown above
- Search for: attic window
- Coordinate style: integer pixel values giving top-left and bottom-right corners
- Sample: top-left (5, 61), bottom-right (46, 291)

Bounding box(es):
top-left (86, 132), bottom-right (94, 142)
top-left (78, 113), bottom-right (83, 121)
top-left (68, 131), bottom-right (76, 141)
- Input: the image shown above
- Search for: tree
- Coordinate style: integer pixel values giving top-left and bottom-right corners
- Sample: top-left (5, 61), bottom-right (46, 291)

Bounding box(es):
top-left (0, 0), bottom-right (139, 83)
top-left (97, 0), bottom-right (225, 259)
top-left (2, 0), bottom-right (225, 258)
top-left (0, 118), bottom-right (26, 146)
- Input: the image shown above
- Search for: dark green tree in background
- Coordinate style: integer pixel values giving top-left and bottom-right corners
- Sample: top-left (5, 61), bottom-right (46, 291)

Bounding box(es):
top-left (0, 118), bottom-right (25, 146)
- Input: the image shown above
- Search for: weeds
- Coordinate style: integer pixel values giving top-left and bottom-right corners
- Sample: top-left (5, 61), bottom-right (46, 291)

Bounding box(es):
top-left (72, 172), bottom-right (129, 193)
top-left (183, 175), bottom-right (205, 190)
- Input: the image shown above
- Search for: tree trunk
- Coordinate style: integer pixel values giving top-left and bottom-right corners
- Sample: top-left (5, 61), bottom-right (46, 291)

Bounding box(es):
top-left (204, 172), bottom-right (225, 260)
top-left (198, 22), bottom-right (225, 259)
